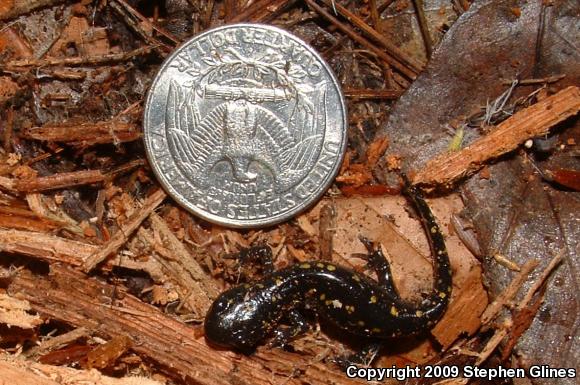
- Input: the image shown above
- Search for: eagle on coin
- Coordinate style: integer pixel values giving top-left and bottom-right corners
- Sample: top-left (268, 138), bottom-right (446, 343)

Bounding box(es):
top-left (164, 74), bottom-right (327, 191)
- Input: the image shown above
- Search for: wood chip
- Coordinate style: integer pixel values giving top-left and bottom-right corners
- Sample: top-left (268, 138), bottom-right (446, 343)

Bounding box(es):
top-left (82, 189), bottom-right (166, 272)
top-left (23, 120), bottom-right (141, 146)
top-left (413, 86), bottom-right (580, 187)
top-left (0, 228), bottom-right (99, 266)
top-left (14, 170), bottom-right (105, 192)
top-left (0, 293), bottom-right (42, 328)
top-left (0, 354), bottom-right (163, 385)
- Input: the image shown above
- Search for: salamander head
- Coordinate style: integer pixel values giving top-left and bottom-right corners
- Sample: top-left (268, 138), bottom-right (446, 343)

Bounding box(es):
top-left (204, 285), bottom-right (271, 354)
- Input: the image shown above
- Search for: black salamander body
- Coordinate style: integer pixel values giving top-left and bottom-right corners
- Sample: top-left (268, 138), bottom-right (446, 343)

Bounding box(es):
top-left (204, 185), bottom-right (452, 353)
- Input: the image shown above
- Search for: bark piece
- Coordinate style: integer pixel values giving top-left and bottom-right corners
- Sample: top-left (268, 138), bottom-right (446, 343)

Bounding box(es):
top-left (8, 265), bottom-right (364, 385)
top-left (412, 86), bottom-right (580, 187)
top-left (0, 229), bottom-right (98, 266)
top-left (0, 355), bottom-right (162, 385)
top-left (14, 170), bottom-right (106, 193)
top-left (23, 121), bottom-right (141, 146)
top-left (0, 293), bottom-right (41, 328)
top-left (82, 189), bottom-right (166, 272)
top-left (0, 0), bottom-right (67, 21)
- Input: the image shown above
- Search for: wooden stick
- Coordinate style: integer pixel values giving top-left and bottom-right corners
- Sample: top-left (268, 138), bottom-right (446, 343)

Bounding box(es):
top-left (112, 0), bottom-right (180, 45)
top-left (343, 88), bottom-right (403, 100)
top-left (26, 327), bottom-right (89, 359)
top-left (480, 259), bottom-right (538, 325)
top-left (23, 121), bottom-right (141, 146)
top-left (82, 189), bottom-right (166, 272)
top-left (411, 0), bottom-right (433, 57)
top-left (0, 229), bottom-right (98, 266)
top-left (0, 356), bottom-right (163, 385)
top-left (318, 0), bottom-right (424, 74)
top-left (306, 0), bottom-right (417, 80)
top-left (8, 265), bottom-right (364, 385)
top-left (230, 0), bottom-right (296, 22)
top-left (412, 86), bottom-right (580, 187)
top-left (15, 170), bottom-right (105, 192)
top-left (1, 46), bottom-right (153, 71)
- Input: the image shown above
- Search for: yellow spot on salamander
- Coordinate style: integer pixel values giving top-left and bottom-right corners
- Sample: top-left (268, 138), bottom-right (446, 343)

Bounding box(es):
top-left (370, 295), bottom-right (377, 304)
top-left (320, 293), bottom-right (326, 300)
top-left (439, 291), bottom-right (447, 298)
top-left (300, 263), bottom-right (311, 269)
top-left (357, 320), bottom-right (365, 327)
top-left (325, 300), bottom-right (332, 306)
top-left (316, 262), bottom-right (325, 268)
top-left (431, 226), bottom-right (437, 234)
top-left (326, 264), bottom-right (336, 271)
top-left (390, 306), bottom-right (399, 317)
top-left (331, 299), bottom-right (343, 308)
top-left (345, 305), bottom-right (355, 313)
top-left (416, 310), bottom-right (423, 317)
top-left (275, 279), bottom-right (283, 286)
top-left (372, 327), bottom-right (381, 333)
top-left (352, 274), bottom-right (360, 282)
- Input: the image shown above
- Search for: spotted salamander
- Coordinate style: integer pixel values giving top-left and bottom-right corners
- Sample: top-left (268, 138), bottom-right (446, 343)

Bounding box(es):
top-left (204, 185), bottom-right (452, 354)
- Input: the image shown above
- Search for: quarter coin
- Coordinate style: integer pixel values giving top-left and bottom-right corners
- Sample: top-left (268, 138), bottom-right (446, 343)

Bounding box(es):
top-left (144, 24), bottom-right (347, 228)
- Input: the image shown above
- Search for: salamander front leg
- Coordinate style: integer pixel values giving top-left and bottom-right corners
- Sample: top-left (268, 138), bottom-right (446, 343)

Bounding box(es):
top-left (269, 310), bottom-right (310, 348)
top-left (224, 245), bottom-right (275, 277)
top-left (355, 236), bottom-right (398, 298)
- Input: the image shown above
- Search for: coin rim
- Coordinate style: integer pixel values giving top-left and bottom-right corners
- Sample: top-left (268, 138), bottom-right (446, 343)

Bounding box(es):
top-left (144, 23), bottom-right (347, 228)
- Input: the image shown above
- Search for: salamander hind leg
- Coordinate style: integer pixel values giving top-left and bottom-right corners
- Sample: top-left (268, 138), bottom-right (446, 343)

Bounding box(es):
top-left (333, 341), bottom-right (383, 370)
top-left (269, 310), bottom-right (310, 349)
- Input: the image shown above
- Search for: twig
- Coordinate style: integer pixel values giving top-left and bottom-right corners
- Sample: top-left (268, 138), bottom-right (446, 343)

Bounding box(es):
top-left (412, 86), bottom-right (580, 187)
top-left (343, 88), bottom-right (403, 100)
top-left (0, 229), bottom-right (98, 266)
top-left (411, 0), bottom-right (433, 57)
top-left (368, 0), bottom-right (380, 28)
top-left (108, 1), bottom-right (171, 55)
top-left (498, 251), bottom-right (564, 360)
top-left (14, 170), bottom-right (105, 192)
top-left (23, 120), bottom-right (141, 146)
top-left (517, 250), bottom-right (564, 311)
top-left (480, 259), bottom-right (539, 325)
top-left (230, 0), bottom-right (296, 22)
top-left (474, 327), bottom-right (509, 365)
top-left (501, 74), bottom-right (566, 85)
top-left (316, 0), bottom-right (423, 77)
top-left (82, 189), bottom-right (166, 272)
top-left (26, 327), bottom-right (89, 359)
top-left (1, 46), bottom-right (154, 71)
top-left (112, 0), bottom-right (180, 45)
top-left (321, 0), bottom-right (397, 57)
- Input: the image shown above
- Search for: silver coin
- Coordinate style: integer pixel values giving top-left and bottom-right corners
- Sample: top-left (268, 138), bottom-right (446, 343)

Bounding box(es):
top-left (144, 24), bottom-right (347, 228)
